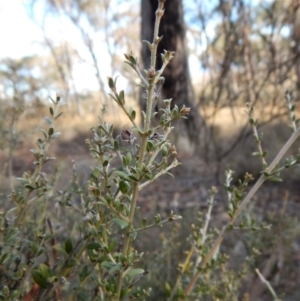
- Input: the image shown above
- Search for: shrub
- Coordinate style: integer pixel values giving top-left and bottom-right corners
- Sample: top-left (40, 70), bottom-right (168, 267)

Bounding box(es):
top-left (1, 1), bottom-right (300, 301)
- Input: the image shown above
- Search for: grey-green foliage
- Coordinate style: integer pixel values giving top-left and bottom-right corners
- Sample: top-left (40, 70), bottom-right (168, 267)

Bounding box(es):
top-left (0, 1), bottom-right (189, 300)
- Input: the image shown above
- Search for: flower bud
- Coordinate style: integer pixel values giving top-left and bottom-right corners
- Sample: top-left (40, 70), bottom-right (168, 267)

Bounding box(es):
top-left (180, 106), bottom-right (190, 115)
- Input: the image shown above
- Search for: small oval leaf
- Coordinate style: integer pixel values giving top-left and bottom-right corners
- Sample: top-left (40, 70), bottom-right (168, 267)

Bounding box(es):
top-left (65, 237), bottom-right (73, 254)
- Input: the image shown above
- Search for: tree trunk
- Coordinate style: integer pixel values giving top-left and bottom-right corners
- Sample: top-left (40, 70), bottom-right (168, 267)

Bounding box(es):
top-left (141, 0), bottom-right (204, 151)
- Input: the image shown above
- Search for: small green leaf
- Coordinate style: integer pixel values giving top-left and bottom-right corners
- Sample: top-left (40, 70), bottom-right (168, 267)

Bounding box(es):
top-left (108, 238), bottom-right (117, 252)
top-left (32, 270), bottom-right (48, 289)
top-left (126, 152), bottom-right (132, 165)
top-left (161, 146), bottom-right (168, 157)
top-left (142, 40), bottom-right (152, 50)
top-left (130, 108), bottom-right (136, 121)
top-left (32, 264), bottom-right (52, 289)
top-left (0, 253), bottom-right (10, 265)
top-left (66, 257), bottom-right (79, 268)
top-left (24, 184), bottom-right (35, 190)
top-left (49, 107), bottom-right (54, 116)
top-left (122, 155), bottom-right (128, 166)
top-left (165, 172), bottom-right (175, 179)
top-left (142, 111), bottom-right (146, 121)
top-left (114, 171), bottom-right (130, 181)
top-left (15, 177), bottom-right (28, 182)
top-left (79, 265), bottom-right (90, 282)
top-left (119, 181), bottom-right (129, 194)
top-left (65, 237), bottom-right (73, 254)
top-left (127, 268), bottom-right (145, 277)
top-left (119, 90), bottom-right (125, 105)
top-left (154, 214), bottom-right (161, 224)
top-left (165, 282), bottom-right (171, 297)
top-left (37, 247), bottom-right (46, 256)
top-left (114, 139), bottom-right (119, 150)
top-left (45, 117), bottom-right (52, 124)
top-left (48, 127), bottom-right (54, 135)
top-left (51, 132), bottom-right (61, 139)
top-left (177, 286), bottom-right (185, 298)
top-left (172, 105), bottom-right (179, 116)
top-left (128, 174), bottom-right (139, 182)
top-left (151, 111), bottom-right (158, 119)
top-left (108, 93), bottom-right (118, 102)
top-left (146, 141), bottom-right (154, 152)
top-left (109, 264), bottom-right (123, 274)
top-left (40, 129), bottom-right (48, 139)
top-left (107, 77), bottom-right (114, 89)
top-left (87, 242), bottom-right (102, 250)
top-left (101, 261), bottom-right (115, 269)
top-left (129, 231), bottom-right (137, 240)
top-left (109, 124), bottom-right (114, 134)
top-left (113, 218), bottom-right (129, 230)
top-left (145, 172), bottom-right (153, 180)
top-left (55, 111), bottom-right (64, 119)
top-left (268, 176), bottom-right (283, 182)
top-left (262, 151), bottom-right (268, 158)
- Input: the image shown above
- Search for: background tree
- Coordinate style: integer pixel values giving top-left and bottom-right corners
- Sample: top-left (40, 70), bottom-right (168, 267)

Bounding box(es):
top-left (26, 0), bottom-right (140, 114)
top-left (187, 0), bottom-right (300, 179)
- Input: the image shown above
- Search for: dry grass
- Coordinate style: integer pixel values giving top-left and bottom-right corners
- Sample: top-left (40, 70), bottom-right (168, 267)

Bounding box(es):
top-left (15, 98), bottom-right (141, 141)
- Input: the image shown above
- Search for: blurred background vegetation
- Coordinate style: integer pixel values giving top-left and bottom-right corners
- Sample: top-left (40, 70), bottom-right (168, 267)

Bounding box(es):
top-left (2, 0), bottom-right (300, 177)
top-left (1, 0), bottom-right (300, 300)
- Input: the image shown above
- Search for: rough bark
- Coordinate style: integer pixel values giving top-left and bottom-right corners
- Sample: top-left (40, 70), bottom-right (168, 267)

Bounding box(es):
top-left (141, 0), bottom-right (204, 150)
